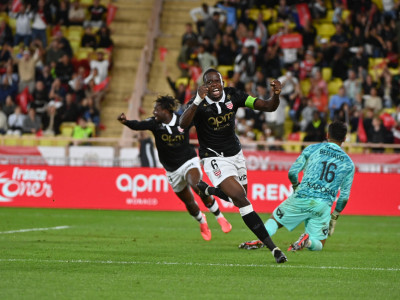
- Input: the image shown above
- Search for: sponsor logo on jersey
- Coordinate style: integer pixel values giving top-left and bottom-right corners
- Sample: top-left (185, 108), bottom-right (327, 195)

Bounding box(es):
top-left (225, 101), bottom-right (233, 110)
top-left (238, 174), bottom-right (247, 181)
top-left (208, 111), bottom-right (234, 128)
top-left (161, 133), bottom-right (185, 144)
top-left (304, 181), bottom-right (337, 197)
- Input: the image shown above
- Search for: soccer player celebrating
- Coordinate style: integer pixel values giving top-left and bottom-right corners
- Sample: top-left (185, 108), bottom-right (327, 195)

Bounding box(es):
top-left (118, 95), bottom-right (232, 241)
top-left (179, 68), bottom-right (287, 263)
top-left (235, 121), bottom-right (355, 251)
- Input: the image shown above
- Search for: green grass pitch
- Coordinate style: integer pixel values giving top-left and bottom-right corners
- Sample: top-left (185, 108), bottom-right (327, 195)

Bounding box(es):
top-left (0, 207), bottom-right (399, 299)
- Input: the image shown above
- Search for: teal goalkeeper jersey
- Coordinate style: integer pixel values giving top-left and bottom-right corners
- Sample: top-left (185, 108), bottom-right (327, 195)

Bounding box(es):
top-left (288, 142), bottom-right (355, 210)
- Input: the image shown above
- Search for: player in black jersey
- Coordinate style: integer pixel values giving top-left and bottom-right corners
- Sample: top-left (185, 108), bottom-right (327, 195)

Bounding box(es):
top-left (118, 95), bottom-right (232, 241)
top-left (180, 68), bottom-right (287, 263)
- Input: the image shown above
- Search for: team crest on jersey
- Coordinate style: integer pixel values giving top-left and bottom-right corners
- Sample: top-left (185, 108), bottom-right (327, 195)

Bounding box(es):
top-left (177, 126), bottom-right (184, 133)
top-left (225, 101), bottom-right (233, 110)
top-left (214, 169), bottom-right (222, 177)
top-left (210, 158), bottom-right (222, 177)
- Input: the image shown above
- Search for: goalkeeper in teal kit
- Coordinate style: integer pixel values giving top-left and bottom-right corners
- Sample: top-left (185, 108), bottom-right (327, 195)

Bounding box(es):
top-left (240, 120), bottom-right (355, 251)
top-left (198, 121), bottom-right (355, 252)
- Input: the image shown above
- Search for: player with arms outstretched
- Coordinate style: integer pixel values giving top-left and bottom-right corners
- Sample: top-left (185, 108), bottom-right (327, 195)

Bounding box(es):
top-left (234, 121), bottom-right (355, 251)
top-left (118, 95), bottom-right (232, 241)
top-left (180, 68), bottom-right (287, 263)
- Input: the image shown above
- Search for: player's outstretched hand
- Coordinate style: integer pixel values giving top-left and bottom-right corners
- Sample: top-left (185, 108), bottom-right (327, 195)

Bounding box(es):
top-left (117, 113), bottom-right (127, 123)
top-left (270, 79), bottom-right (282, 95)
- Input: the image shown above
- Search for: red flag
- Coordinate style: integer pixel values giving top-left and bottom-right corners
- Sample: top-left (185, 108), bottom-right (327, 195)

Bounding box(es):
top-left (106, 4), bottom-right (118, 26)
top-left (357, 115), bottom-right (367, 143)
top-left (16, 87), bottom-right (33, 114)
top-left (296, 3), bottom-right (311, 27)
top-left (288, 132), bottom-right (301, 141)
top-left (159, 47), bottom-right (168, 62)
top-left (51, 24), bottom-right (61, 37)
top-left (279, 33), bottom-right (303, 49)
top-left (12, 0), bottom-right (21, 13)
top-left (380, 112), bottom-right (396, 130)
top-left (93, 77), bottom-right (110, 92)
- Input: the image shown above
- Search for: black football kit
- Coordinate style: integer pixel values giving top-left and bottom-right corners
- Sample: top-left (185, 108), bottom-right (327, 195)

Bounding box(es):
top-left (187, 87), bottom-right (253, 159)
top-left (123, 113), bottom-right (197, 171)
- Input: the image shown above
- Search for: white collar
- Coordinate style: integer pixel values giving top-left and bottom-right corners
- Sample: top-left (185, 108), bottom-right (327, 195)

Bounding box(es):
top-left (205, 90), bottom-right (226, 105)
top-left (162, 113), bottom-right (177, 127)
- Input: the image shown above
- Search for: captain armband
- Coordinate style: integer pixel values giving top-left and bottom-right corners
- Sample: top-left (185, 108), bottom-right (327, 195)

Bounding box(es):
top-left (245, 96), bottom-right (257, 109)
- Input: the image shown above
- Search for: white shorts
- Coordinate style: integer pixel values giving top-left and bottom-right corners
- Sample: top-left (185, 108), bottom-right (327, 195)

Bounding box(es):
top-left (202, 150), bottom-right (247, 187)
top-left (166, 156), bottom-right (202, 193)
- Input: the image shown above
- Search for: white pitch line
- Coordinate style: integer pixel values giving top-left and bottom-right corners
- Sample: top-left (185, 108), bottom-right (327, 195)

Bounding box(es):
top-left (0, 225), bottom-right (70, 234)
top-left (0, 258), bottom-right (399, 272)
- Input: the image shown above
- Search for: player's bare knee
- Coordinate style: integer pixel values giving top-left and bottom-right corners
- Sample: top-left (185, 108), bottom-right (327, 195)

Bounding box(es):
top-left (230, 195), bottom-right (250, 208)
top-left (186, 169), bottom-right (201, 186)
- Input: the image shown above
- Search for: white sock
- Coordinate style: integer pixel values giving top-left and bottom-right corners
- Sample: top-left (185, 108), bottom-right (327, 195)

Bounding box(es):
top-left (239, 204), bottom-right (254, 216)
top-left (208, 198), bottom-right (223, 219)
top-left (193, 211), bottom-right (206, 224)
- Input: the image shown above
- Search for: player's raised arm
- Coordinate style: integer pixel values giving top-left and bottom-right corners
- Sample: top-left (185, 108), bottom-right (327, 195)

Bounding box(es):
top-left (179, 85), bottom-right (208, 129)
top-left (117, 112), bottom-right (153, 131)
top-left (253, 79), bottom-right (281, 112)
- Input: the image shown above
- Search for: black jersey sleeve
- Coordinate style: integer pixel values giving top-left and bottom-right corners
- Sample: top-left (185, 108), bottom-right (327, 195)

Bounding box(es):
top-left (123, 117), bottom-right (157, 131)
top-left (226, 87), bottom-right (253, 108)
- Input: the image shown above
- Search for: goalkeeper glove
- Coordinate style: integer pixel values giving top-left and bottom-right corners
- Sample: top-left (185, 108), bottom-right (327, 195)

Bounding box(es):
top-left (328, 210), bottom-right (340, 236)
top-left (292, 182), bottom-right (300, 191)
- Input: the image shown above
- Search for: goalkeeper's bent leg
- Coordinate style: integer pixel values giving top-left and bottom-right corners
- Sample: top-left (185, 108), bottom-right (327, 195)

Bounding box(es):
top-left (265, 218), bottom-right (278, 236)
top-left (308, 238), bottom-right (323, 251)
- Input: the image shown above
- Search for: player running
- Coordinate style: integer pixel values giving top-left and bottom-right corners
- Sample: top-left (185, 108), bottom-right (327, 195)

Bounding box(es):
top-left (180, 68), bottom-right (287, 263)
top-left (118, 95), bottom-right (232, 241)
top-left (232, 121), bottom-right (355, 251)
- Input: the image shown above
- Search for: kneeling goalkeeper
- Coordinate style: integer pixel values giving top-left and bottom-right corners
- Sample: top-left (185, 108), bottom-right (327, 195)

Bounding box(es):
top-left (199, 121), bottom-right (355, 251)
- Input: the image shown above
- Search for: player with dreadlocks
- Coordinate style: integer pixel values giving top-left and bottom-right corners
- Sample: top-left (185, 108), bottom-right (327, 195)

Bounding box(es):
top-left (118, 95), bottom-right (232, 241)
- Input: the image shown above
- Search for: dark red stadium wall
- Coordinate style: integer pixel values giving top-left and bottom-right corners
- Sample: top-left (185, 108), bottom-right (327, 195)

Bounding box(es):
top-left (0, 165), bottom-right (399, 216)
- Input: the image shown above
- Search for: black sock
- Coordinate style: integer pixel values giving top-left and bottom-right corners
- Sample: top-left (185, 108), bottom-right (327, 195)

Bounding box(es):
top-left (242, 211), bottom-right (277, 251)
top-left (207, 187), bottom-right (230, 202)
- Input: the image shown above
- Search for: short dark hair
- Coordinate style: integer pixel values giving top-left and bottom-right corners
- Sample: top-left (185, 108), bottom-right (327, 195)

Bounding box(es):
top-left (155, 95), bottom-right (178, 113)
top-left (328, 121), bottom-right (347, 142)
top-left (202, 68), bottom-right (220, 82)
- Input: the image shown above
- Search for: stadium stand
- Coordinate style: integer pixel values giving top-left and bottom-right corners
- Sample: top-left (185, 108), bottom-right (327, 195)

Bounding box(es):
top-left (141, 0), bottom-right (216, 119)
top-left (1, 0), bottom-right (400, 155)
top-left (100, 0), bottom-right (153, 140)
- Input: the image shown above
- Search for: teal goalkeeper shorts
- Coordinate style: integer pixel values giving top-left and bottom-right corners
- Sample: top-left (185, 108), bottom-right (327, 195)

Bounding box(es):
top-left (272, 195), bottom-right (331, 241)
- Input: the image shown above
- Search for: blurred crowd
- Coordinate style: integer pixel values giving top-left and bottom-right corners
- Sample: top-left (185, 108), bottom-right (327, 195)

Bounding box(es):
top-left (170, 0), bottom-right (400, 152)
top-left (0, 0), bottom-right (113, 140)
